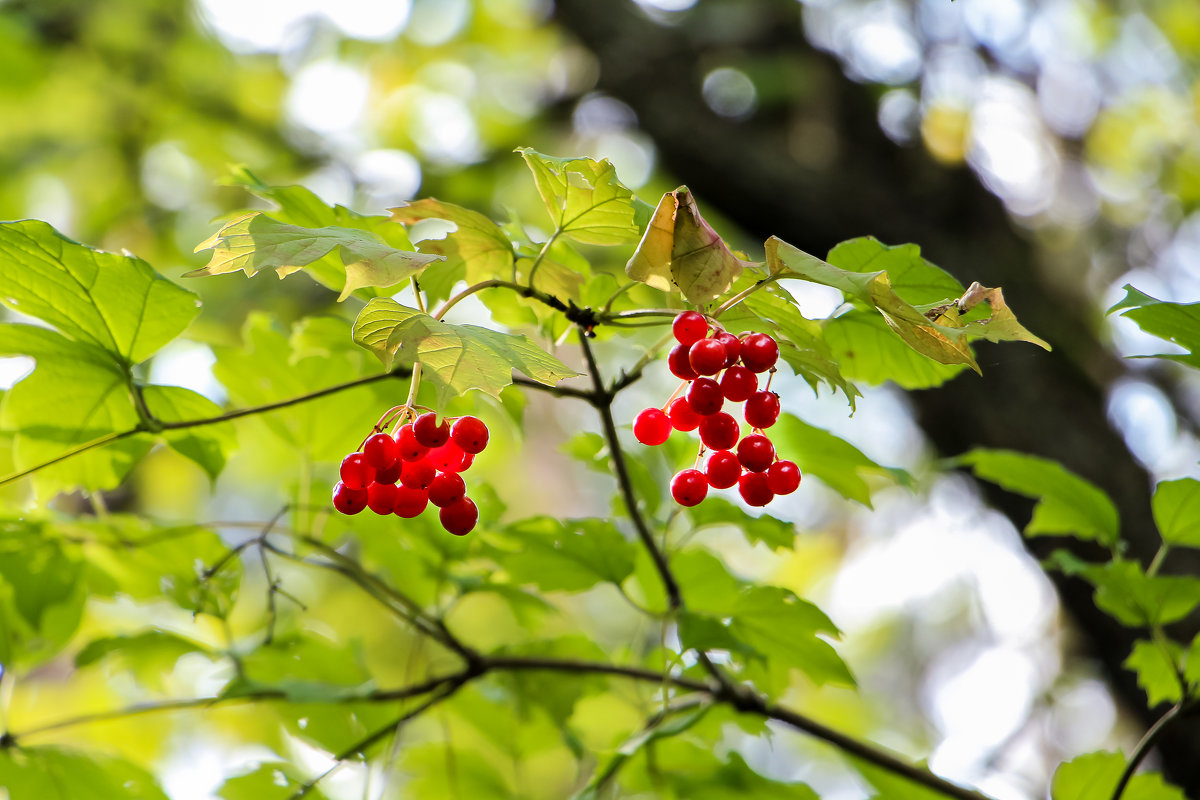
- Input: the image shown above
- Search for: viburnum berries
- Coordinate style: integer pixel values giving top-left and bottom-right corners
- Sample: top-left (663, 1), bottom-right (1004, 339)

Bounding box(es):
top-left (633, 311), bottom-right (800, 508)
top-left (333, 411), bottom-right (489, 535)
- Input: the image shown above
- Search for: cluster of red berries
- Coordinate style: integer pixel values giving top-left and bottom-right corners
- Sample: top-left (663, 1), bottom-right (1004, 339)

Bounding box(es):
top-left (634, 311), bottom-right (800, 508)
top-left (332, 412), bottom-right (489, 535)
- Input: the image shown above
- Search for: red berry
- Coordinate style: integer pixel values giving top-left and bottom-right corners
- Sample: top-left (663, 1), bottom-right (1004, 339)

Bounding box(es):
top-left (672, 311), bottom-right (708, 346)
top-left (450, 416), bottom-right (489, 454)
top-left (440, 496), bottom-right (478, 535)
top-left (741, 333), bottom-right (779, 373)
top-left (744, 391), bottom-right (781, 429)
top-left (671, 469), bottom-right (709, 507)
top-left (339, 453), bottom-right (375, 490)
top-left (698, 412), bottom-right (740, 451)
top-left (428, 471), bottom-right (467, 507)
top-left (715, 331), bottom-right (741, 367)
top-left (737, 434), bottom-right (775, 472)
top-left (706, 450), bottom-right (742, 489)
top-left (363, 432), bottom-right (399, 470)
top-left (400, 458), bottom-right (436, 490)
top-left (633, 408), bottom-right (672, 445)
top-left (366, 481), bottom-right (398, 515)
top-left (429, 442), bottom-right (469, 472)
top-left (413, 412), bottom-right (450, 448)
top-left (375, 459), bottom-right (403, 484)
top-left (395, 424), bottom-right (430, 462)
top-left (686, 377), bottom-right (724, 416)
top-left (393, 486), bottom-right (429, 518)
top-left (332, 482), bottom-right (368, 515)
top-left (767, 460), bottom-right (801, 495)
top-left (738, 472), bottom-right (774, 507)
top-left (688, 338), bottom-right (727, 376)
top-left (668, 343), bottom-right (699, 381)
top-left (667, 397), bottom-right (702, 432)
top-left (720, 365), bottom-right (758, 402)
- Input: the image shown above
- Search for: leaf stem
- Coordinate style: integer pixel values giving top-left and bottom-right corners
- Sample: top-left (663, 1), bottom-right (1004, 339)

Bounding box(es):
top-left (0, 430), bottom-right (138, 488)
top-left (525, 229), bottom-right (560, 291)
top-left (711, 275), bottom-right (783, 318)
top-left (1111, 702), bottom-right (1184, 800)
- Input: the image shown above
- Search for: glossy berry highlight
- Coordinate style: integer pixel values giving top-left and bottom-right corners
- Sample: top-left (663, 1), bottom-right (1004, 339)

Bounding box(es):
top-left (671, 469), bottom-right (709, 507)
top-left (633, 408), bottom-right (672, 446)
top-left (672, 310), bottom-right (708, 346)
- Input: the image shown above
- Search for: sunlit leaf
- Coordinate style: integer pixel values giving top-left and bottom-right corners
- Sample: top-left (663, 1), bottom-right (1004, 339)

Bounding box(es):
top-left (1108, 284), bottom-right (1200, 368)
top-left (391, 198), bottom-right (515, 285)
top-left (728, 586), bottom-right (854, 688)
top-left (191, 212), bottom-right (443, 301)
top-left (1051, 750), bottom-right (1186, 800)
top-left (142, 385), bottom-right (235, 481)
top-left (0, 747), bottom-right (169, 800)
top-left (1124, 639), bottom-right (1184, 706)
top-left (772, 413), bottom-right (908, 507)
top-left (517, 147), bottom-right (642, 245)
top-left (488, 517), bottom-right (636, 592)
top-left (1152, 478), bottom-right (1200, 547)
top-left (960, 449), bottom-right (1120, 546)
top-left (217, 762), bottom-right (329, 800)
top-left (1048, 552), bottom-right (1200, 626)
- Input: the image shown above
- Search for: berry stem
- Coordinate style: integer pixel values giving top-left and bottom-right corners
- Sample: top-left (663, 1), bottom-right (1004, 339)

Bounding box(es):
top-left (661, 380), bottom-right (690, 410)
top-left (711, 276), bottom-right (785, 319)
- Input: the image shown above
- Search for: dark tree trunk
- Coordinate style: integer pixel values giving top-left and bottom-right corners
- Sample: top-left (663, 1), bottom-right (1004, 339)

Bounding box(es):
top-left (553, 0), bottom-right (1200, 791)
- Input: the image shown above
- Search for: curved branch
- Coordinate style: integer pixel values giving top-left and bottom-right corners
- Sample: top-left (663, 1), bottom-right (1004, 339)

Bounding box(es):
top-left (1112, 703), bottom-right (1184, 800)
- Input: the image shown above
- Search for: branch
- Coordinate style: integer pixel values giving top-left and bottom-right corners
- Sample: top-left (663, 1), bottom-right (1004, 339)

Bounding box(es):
top-left (1112, 703), bottom-right (1184, 800)
top-left (577, 328), bottom-right (682, 611)
top-left (0, 370), bottom-right (411, 488)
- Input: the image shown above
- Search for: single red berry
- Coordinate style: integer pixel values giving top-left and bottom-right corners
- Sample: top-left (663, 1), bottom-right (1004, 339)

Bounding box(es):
top-left (393, 486), bottom-right (429, 518)
top-left (440, 496), bottom-right (479, 536)
top-left (705, 450), bottom-right (742, 489)
top-left (767, 460), bottom-right (801, 495)
top-left (363, 432), bottom-right (399, 470)
top-left (429, 442), bottom-right (469, 473)
top-left (698, 412), bottom-right (740, 451)
top-left (366, 481), bottom-right (398, 515)
top-left (671, 469), bottom-right (709, 507)
top-left (688, 338), bottom-right (727, 376)
top-left (737, 434), bottom-right (776, 472)
top-left (686, 377), bottom-right (724, 416)
top-left (672, 310), bottom-right (708, 346)
top-left (395, 424), bottom-right (430, 462)
top-left (744, 391), bottom-right (781, 429)
top-left (668, 343), bottom-right (699, 381)
top-left (667, 397), bottom-right (702, 432)
top-left (428, 471), bottom-right (467, 507)
top-left (339, 453), bottom-right (375, 490)
top-left (400, 458), bottom-right (436, 490)
top-left (460, 452), bottom-right (475, 471)
top-left (332, 482), bottom-right (368, 515)
top-left (633, 408), bottom-right (672, 445)
top-left (412, 412), bottom-right (450, 448)
top-left (741, 333), bottom-right (779, 373)
top-left (715, 331), bottom-right (741, 367)
top-left (738, 472), bottom-right (774, 507)
top-left (375, 460), bottom-right (403, 485)
top-left (720, 365), bottom-right (758, 402)
top-left (450, 416), bottom-right (489, 454)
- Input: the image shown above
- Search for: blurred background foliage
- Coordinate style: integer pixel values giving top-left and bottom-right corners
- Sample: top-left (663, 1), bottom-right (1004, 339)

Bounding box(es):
top-left (2, 0), bottom-right (1200, 797)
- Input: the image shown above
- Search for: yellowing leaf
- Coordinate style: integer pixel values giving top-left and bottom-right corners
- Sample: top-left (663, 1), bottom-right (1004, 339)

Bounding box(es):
top-left (517, 148), bottom-right (641, 245)
top-left (626, 187), bottom-right (749, 305)
top-left (391, 198), bottom-right (515, 283)
top-left (352, 298), bottom-right (578, 408)
top-left (190, 213), bottom-right (443, 301)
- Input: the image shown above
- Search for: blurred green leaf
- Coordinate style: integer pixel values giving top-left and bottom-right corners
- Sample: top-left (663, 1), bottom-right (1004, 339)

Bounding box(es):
top-left (687, 496), bottom-right (795, 550)
top-left (1152, 478), bottom-right (1200, 547)
top-left (772, 413), bottom-right (907, 507)
top-left (0, 520), bottom-right (86, 670)
top-left (0, 747), bottom-right (169, 800)
top-left (1109, 285), bottom-right (1200, 368)
top-left (142, 385), bottom-right (235, 481)
top-left (1048, 552), bottom-right (1200, 626)
top-left (489, 517), bottom-right (635, 592)
top-left (1051, 750), bottom-right (1186, 800)
top-left (217, 762), bottom-right (329, 800)
top-left (728, 586), bottom-right (854, 689)
top-left (1124, 639), bottom-right (1184, 706)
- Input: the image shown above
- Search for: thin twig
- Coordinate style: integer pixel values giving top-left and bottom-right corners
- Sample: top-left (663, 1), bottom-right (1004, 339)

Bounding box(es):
top-left (1111, 703), bottom-right (1184, 800)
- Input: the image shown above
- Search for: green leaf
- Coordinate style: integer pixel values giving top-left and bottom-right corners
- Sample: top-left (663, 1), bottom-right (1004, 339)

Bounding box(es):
top-left (1048, 553), bottom-right (1200, 626)
top-left (218, 762), bottom-right (329, 800)
top-left (624, 743), bottom-right (820, 800)
top-left (142, 385), bottom-right (236, 481)
top-left (1124, 639), bottom-right (1184, 706)
top-left (0, 521), bottom-right (86, 669)
top-left (190, 212), bottom-right (443, 301)
top-left (771, 413), bottom-right (906, 507)
top-left (0, 219), bottom-right (200, 365)
top-left (1051, 750), bottom-right (1186, 800)
top-left (0, 747), bottom-right (169, 800)
top-left (1187, 632), bottom-right (1200, 692)
top-left (728, 586), bottom-right (854, 688)
top-left (826, 237), bottom-right (964, 304)
top-left (488, 517), bottom-right (636, 592)
top-left (626, 187), bottom-right (749, 305)
top-left (1152, 478), bottom-right (1200, 547)
top-left (575, 706), bottom-right (712, 800)
top-left (767, 236), bottom-right (1049, 370)
top-left (1108, 285), bottom-right (1200, 368)
top-left (516, 147), bottom-right (642, 245)
top-left (959, 449), bottom-right (1120, 546)
top-left (352, 298), bottom-right (578, 408)
top-left (391, 198), bottom-right (515, 284)
top-left (854, 758), bottom-right (962, 800)
top-left (825, 310), bottom-right (966, 389)
top-left (75, 630), bottom-right (208, 690)
top-left (687, 496), bottom-right (795, 550)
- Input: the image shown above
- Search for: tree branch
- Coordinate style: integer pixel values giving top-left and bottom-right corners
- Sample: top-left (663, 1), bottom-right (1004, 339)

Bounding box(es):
top-left (1112, 702), bottom-right (1184, 800)
top-left (577, 328), bottom-right (682, 610)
